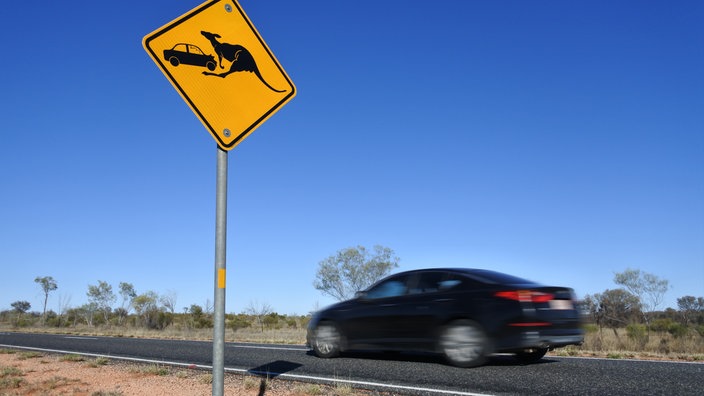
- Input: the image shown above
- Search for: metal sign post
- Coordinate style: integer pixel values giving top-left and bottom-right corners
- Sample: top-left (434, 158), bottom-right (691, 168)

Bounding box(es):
top-left (143, 2), bottom-right (295, 394)
top-left (212, 147), bottom-right (228, 396)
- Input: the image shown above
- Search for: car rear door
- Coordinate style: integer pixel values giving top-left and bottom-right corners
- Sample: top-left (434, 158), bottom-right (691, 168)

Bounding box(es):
top-left (398, 271), bottom-right (470, 345)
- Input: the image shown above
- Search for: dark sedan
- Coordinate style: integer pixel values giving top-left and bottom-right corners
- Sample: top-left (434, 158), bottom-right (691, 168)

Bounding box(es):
top-left (307, 268), bottom-right (583, 367)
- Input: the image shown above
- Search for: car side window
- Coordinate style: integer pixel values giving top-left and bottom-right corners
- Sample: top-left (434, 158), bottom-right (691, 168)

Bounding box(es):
top-left (410, 272), bottom-right (440, 294)
top-left (366, 279), bottom-right (407, 299)
top-left (188, 44), bottom-right (203, 55)
top-left (439, 279), bottom-right (462, 290)
top-left (410, 272), bottom-right (463, 294)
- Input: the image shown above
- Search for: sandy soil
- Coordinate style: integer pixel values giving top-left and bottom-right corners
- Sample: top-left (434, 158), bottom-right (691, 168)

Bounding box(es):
top-left (0, 351), bottom-right (384, 396)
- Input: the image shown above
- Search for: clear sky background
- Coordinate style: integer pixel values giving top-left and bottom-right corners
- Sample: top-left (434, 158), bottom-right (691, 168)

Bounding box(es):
top-left (1, 1), bottom-right (702, 316)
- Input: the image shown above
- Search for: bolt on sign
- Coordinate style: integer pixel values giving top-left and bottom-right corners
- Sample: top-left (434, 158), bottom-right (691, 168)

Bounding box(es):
top-left (143, 0), bottom-right (296, 150)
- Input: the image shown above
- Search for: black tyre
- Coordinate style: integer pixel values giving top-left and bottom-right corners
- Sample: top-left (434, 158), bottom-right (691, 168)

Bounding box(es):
top-left (169, 57), bottom-right (180, 67)
top-left (311, 322), bottom-right (341, 358)
top-left (440, 319), bottom-right (489, 367)
top-left (206, 61), bottom-right (216, 71)
top-left (515, 347), bottom-right (548, 364)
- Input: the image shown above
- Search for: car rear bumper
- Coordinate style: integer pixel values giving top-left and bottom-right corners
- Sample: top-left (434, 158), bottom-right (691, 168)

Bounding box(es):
top-left (496, 328), bottom-right (584, 352)
top-left (519, 332), bottom-right (584, 348)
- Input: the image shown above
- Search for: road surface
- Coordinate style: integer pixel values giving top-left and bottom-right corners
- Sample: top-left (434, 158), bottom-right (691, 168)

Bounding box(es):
top-left (1, 332), bottom-right (701, 395)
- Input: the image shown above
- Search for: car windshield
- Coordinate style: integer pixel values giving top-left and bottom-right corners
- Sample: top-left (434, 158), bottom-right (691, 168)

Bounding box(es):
top-left (466, 269), bottom-right (538, 285)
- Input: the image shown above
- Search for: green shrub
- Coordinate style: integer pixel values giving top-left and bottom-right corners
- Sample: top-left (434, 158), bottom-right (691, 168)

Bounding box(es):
top-left (228, 316), bottom-right (250, 332)
top-left (626, 323), bottom-right (648, 347)
top-left (667, 323), bottom-right (689, 338)
top-left (650, 318), bottom-right (673, 333)
top-left (695, 325), bottom-right (704, 338)
top-left (262, 314), bottom-right (282, 330)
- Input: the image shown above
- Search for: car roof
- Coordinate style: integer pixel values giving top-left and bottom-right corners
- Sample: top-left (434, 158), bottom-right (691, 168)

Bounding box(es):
top-left (388, 268), bottom-right (540, 286)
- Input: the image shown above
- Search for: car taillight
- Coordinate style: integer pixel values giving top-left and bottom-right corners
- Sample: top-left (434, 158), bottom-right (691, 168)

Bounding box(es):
top-left (495, 290), bottom-right (554, 303)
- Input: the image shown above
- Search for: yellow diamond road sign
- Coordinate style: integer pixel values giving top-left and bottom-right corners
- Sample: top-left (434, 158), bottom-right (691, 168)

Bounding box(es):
top-left (143, 0), bottom-right (296, 150)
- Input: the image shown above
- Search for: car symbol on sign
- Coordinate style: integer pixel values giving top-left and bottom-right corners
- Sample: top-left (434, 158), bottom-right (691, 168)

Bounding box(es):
top-left (164, 43), bottom-right (217, 71)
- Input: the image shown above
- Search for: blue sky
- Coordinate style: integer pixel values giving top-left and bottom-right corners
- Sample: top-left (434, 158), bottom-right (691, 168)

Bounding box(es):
top-left (1, 0), bottom-right (702, 316)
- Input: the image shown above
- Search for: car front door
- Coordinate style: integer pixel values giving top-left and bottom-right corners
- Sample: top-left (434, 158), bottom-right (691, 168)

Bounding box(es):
top-left (342, 274), bottom-right (412, 347)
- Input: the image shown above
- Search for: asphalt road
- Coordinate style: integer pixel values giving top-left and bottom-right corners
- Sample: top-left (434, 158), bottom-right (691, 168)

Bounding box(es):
top-left (1, 332), bottom-right (701, 395)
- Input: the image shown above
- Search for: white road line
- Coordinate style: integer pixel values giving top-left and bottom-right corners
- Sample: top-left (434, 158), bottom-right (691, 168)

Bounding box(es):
top-left (550, 355), bottom-right (704, 365)
top-left (0, 343), bottom-right (493, 396)
top-left (238, 368), bottom-right (496, 396)
top-left (64, 336), bottom-right (99, 340)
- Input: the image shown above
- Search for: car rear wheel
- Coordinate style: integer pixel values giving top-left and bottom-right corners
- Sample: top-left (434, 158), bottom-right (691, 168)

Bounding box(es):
top-left (311, 322), bottom-right (341, 358)
top-left (515, 347), bottom-right (548, 364)
top-left (440, 319), bottom-right (489, 367)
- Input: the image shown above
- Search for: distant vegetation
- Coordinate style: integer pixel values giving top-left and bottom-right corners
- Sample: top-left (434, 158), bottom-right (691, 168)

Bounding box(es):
top-left (2, 278), bottom-right (310, 342)
top-left (1, 263), bottom-right (702, 357)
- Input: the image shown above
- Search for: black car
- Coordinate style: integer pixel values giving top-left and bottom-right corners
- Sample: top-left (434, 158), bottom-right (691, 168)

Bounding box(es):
top-left (163, 43), bottom-right (217, 71)
top-left (306, 268), bottom-right (583, 367)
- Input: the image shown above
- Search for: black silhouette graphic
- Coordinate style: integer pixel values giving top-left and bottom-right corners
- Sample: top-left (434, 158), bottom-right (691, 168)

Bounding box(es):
top-left (200, 30), bottom-right (285, 93)
top-left (163, 43), bottom-right (217, 71)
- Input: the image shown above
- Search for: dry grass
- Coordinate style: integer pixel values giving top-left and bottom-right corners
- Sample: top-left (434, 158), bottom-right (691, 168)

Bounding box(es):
top-left (552, 326), bottom-right (704, 361)
top-left (2, 324), bottom-right (307, 345)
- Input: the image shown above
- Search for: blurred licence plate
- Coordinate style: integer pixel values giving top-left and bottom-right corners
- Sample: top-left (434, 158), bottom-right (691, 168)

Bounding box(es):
top-left (549, 300), bottom-right (573, 310)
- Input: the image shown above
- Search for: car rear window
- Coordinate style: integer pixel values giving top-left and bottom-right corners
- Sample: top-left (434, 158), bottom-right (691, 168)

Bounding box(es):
top-left (466, 269), bottom-right (538, 285)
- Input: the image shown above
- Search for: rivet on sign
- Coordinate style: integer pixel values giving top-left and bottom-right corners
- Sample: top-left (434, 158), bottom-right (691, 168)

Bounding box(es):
top-left (225, 4), bottom-right (232, 12)
top-left (223, 129), bottom-right (231, 137)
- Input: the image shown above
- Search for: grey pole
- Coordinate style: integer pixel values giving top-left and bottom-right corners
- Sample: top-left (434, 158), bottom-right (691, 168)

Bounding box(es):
top-left (212, 146), bottom-right (228, 396)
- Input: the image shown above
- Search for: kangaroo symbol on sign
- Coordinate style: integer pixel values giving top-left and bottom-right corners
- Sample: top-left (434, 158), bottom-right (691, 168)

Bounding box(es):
top-left (199, 31), bottom-right (285, 93)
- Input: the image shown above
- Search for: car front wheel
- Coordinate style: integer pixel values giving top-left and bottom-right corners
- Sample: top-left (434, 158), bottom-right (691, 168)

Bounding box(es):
top-left (169, 57), bottom-right (180, 67)
top-left (515, 347), bottom-right (548, 364)
top-left (440, 319), bottom-right (489, 367)
top-left (311, 322), bottom-right (341, 358)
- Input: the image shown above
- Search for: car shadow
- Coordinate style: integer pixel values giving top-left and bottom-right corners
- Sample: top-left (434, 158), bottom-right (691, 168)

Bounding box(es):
top-left (306, 349), bottom-right (558, 368)
top-left (484, 354), bottom-right (559, 367)
top-left (247, 360), bottom-right (302, 378)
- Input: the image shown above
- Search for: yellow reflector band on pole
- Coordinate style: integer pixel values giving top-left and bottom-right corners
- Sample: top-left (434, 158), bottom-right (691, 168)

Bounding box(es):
top-left (218, 269), bottom-right (226, 289)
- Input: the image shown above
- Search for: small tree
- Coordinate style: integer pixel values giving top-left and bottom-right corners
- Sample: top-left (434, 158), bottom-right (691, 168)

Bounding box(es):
top-left (614, 268), bottom-right (670, 326)
top-left (188, 304), bottom-right (209, 328)
top-left (87, 281), bottom-right (116, 324)
top-left (584, 289), bottom-right (641, 337)
top-left (246, 300), bottom-right (273, 332)
top-left (76, 303), bottom-right (99, 326)
top-left (34, 276), bottom-right (58, 325)
top-left (132, 292), bottom-right (159, 328)
top-left (11, 300), bottom-right (31, 324)
top-left (116, 282), bottom-right (137, 325)
top-left (314, 245), bottom-right (400, 301)
top-left (160, 290), bottom-right (178, 314)
top-left (56, 294), bottom-right (72, 327)
top-left (677, 296), bottom-right (704, 325)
